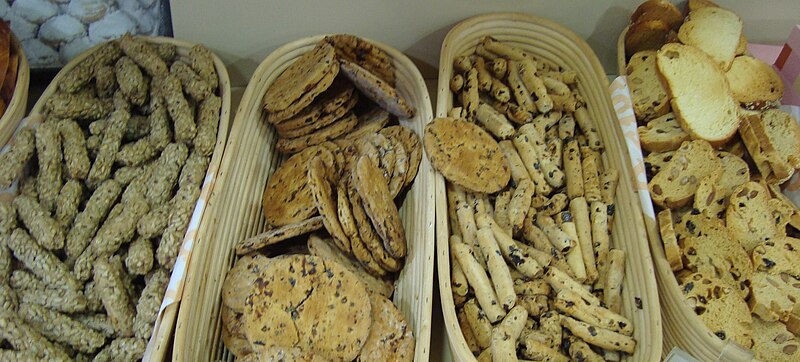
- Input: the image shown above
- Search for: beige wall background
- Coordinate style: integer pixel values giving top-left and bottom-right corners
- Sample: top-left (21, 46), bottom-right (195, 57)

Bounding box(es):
top-left (172, 0), bottom-right (800, 87)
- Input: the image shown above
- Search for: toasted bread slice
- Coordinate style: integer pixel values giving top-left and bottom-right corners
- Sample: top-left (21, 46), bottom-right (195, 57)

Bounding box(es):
top-left (625, 19), bottom-right (671, 59)
top-left (726, 56), bottom-right (783, 110)
top-left (762, 109), bottom-right (800, 171)
top-left (631, 0), bottom-right (683, 30)
top-left (740, 110), bottom-right (799, 183)
top-left (648, 139), bottom-right (722, 208)
top-left (627, 50), bottom-right (671, 122)
top-left (656, 43), bottom-right (740, 145)
top-left (638, 112), bottom-right (690, 152)
top-left (678, 7), bottom-right (742, 71)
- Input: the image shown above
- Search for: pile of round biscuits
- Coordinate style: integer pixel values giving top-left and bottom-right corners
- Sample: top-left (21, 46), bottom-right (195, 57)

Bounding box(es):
top-left (426, 36), bottom-right (637, 360)
top-left (0, 35), bottom-right (222, 360)
top-left (221, 34), bottom-right (420, 361)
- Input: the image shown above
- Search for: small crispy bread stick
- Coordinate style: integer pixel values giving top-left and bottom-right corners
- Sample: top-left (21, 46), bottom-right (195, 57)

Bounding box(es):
top-left (482, 37), bottom-right (532, 61)
top-left (508, 179), bottom-right (535, 233)
top-left (475, 213), bottom-right (544, 279)
top-left (490, 58), bottom-right (507, 78)
top-left (542, 76), bottom-right (570, 96)
top-left (560, 316), bottom-right (636, 354)
top-left (539, 193), bottom-right (569, 216)
top-left (34, 122), bottom-right (62, 213)
top-left (601, 167), bottom-right (619, 227)
top-left (563, 138), bottom-right (584, 199)
top-left (569, 336), bottom-right (605, 362)
top-left (450, 235), bottom-right (469, 297)
top-left (464, 298), bottom-right (493, 350)
top-left (544, 266), bottom-right (601, 306)
top-left (605, 249), bottom-right (626, 313)
top-left (458, 307), bottom-right (482, 354)
top-left (559, 114), bottom-right (576, 139)
top-left (474, 56), bottom-right (492, 92)
top-left (507, 60), bottom-right (536, 114)
top-left (498, 140), bottom-right (531, 186)
top-left (513, 278), bottom-right (551, 296)
top-left (521, 339), bottom-right (569, 362)
top-left (570, 197), bottom-right (598, 283)
top-left (518, 59), bottom-right (553, 114)
top-left (554, 289), bottom-right (633, 336)
top-left (491, 305), bottom-right (528, 362)
top-left (94, 258), bottom-right (135, 337)
top-left (489, 77), bottom-right (511, 103)
top-left (536, 214), bottom-right (574, 253)
top-left (574, 107), bottom-right (602, 151)
top-left (475, 103), bottom-right (515, 139)
top-left (456, 194), bottom-right (485, 269)
top-left (463, 68), bottom-right (480, 117)
top-left (591, 201), bottom-right (610, 284)
top-left (476, 228), bottom-right (517, 311)
top-left (581, 148), bottom-right (602, 203)
top-left (513, 132), bottom-right (552, 196)
top-left (494, 189), bottom-right (513, 236)
top-left (452, 239), bottom-right (506, 323)
top-left (556, 211), bottom-right (587, 282)
top-left (450, 73), bottom-right (464, 92)
top-left (453, 55), bottom-right (472, 72)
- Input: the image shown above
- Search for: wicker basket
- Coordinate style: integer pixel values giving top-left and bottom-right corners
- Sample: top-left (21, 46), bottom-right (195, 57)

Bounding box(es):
top-left (25, 36), bottom-right (233, 362)
top-left (616, 25), bottom-right (762, 362)
top-left (435, 13), bottom-right (663, 362)
top-left (0, 33), bottom-right (30, 148)
top-left (172, 35), bottom-right (435, 361)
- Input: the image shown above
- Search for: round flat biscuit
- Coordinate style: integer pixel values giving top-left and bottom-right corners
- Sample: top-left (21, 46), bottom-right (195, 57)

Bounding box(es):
top-left (383, 132), bottom-right (408, 198)
top-left (244, 255), bottom-right (323, 353)
top-left (324, 34), bottom-right (396, 86)
top-left (278, 92), bottom-right (359, 139)
top-left (259, 346), bottom-right (327, 362)
top-left (221, 305), bottom-right (246, 338)
top-left (344, 107), bottom-right (392, 142)
top-left (235, 216), bottom-right (324, 255)
top-left (358, 294), bottom-right (415, 362)
top-left (336, 176), bottom-right (359, 242)
top-left (354, 133), bottom-right (395, 183)
top-left (319, 141), bottom-right (346, 175)
top-left (339, 58), bottom-right (414, 119)
top-left (353, 156), bottom-right (407, 259)
top-left (307, 234), bottom-right (394, 297)
top-left (380, 125), bottom-right (422, 191)
top-left (262, 146), bottom-right (334, 227)
top-left (423, 117), bottom-right (510, 194)
top-left (293, 256), bottom-right (372, 361)
top-left (222, 327), bottom-right (253, 358)
top-left (271, 77), bottom-right (354, 126)
top-left (307, 153), bottom-right (350, 253)
top-left (267, 66), bottom-right (341, 123)
top-left (347, 179), bottom-right (401, 273)
top-left (222, 253), bottom-right (273, 311)
top-left (264, 42), bottom-right (337, 113)
top-left (277, 112), bottom-right (359, 154)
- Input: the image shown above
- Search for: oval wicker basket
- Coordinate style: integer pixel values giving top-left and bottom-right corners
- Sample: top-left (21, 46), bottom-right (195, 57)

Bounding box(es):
top-left (0, 33), bottom-right (30, 148)
top-left (617, 24), bottom-right (763, 362)
top-left (172, 35), bottom-right (435, 361)
top-left (435, 13), bottom-right (663, 362)
top-left (25, 36), bottom-right (233, 362)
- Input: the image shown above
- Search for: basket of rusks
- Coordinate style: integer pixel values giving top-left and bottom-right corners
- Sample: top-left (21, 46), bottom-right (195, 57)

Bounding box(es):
top-left (219, 35), bottom-right (423, 361)
top-left (0, 34), bottom-right (226, 360)
top-left (622, 0), bottom-right (800, 359)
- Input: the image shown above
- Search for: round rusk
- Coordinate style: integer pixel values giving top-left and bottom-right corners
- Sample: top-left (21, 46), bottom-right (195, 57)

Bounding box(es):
top-left (221, 253), bottom-right (273, 312)
top-left (339, 58), bottom-right (414, 118)
top-left (359, 294), bottom-right (415, 362)
top-left (270, 77), bottom-right (354, 127)
top-left (262, 146), bottom-right (333, 227)
top-left (423, 117), bottom-right (510, 193)
top-left (263, 41), bottom-right (337, 113)
top-left (348, 179), bottom-right (402, 273)
top-left (307, 153), bottom-right (350, 253)
top-left (244, 255), bottom-right (371, 360)
top-left (353, 155), bottom-right (407, 259)
top-left (380, 125), bottom-right (422, 190)
top-left (276, 112), bottom-right (359, 154)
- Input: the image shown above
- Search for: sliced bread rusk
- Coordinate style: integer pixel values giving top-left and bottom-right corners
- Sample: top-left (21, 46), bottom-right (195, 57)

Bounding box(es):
top-left (740, 110), bottom-right (799, 183)
top-left (752, 237), bottom-right (800, 279)
top-left (693, 152), bottom-right (750, 218)
top-left (686, 0), bottom-right (719, 12)
top-left (677, 7), bottom-right (742, 71)
top-left (726, 55), bottom-right (784, 110)
top-left (752, 317), bottom-right (800, 360)
top-left (625, 19), bottom-right (671, 59)
top-left (762, 109), bottom-right (800, 171)
top-left (627, 51), bottom-right (671, 122)
top-left (644, 150), bottom-right (675, 177)
top-left (680, 271), bottom-right (753, 348)
top-left (726, 181), bottom-right (789, 252)
top-left (657, 209), bottom-right (683, 271)
top-left (656, 43), bottom-right (740, 144)
top-left (638, 112), bottom-right (690, 152)
top-left (749, 272), bottom-right (800, 322)
top-left (648, 139), bottom-right (722, 208)
top-left (681, 224), bottom-right (753, 298)
top-left (630, 0), bottom-right (683, 30)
